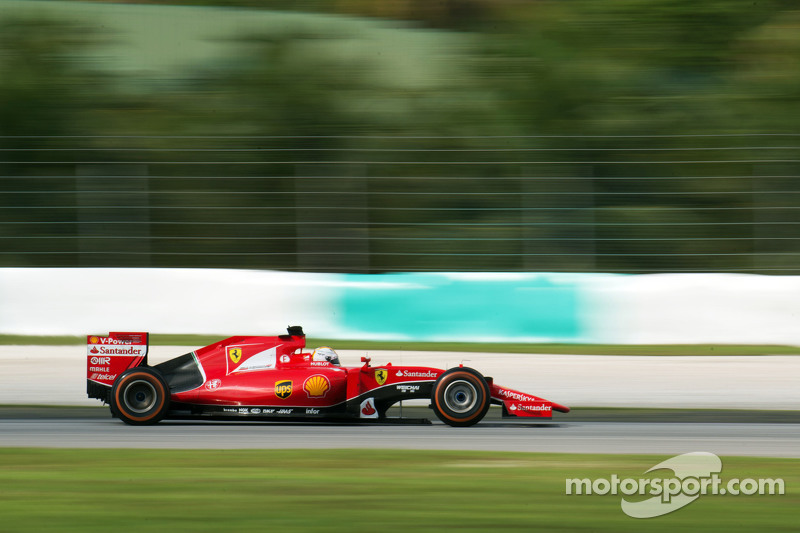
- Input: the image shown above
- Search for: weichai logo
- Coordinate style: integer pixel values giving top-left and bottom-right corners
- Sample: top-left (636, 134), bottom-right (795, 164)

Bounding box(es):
top-left (275, 380), bottom-right (293, 399)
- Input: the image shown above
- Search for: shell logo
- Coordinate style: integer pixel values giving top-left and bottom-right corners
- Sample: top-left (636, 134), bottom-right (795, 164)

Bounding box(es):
top-left (89, 336), bottom-right (99, 344)
top-left (303, 374), bottom-right (330, 398)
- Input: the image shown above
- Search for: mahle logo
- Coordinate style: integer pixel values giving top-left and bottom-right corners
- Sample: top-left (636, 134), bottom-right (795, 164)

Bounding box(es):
top-left (275, 380), bottom-right (293, 399)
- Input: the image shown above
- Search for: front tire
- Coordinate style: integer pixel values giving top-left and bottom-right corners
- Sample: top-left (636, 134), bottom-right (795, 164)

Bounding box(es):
top-left (111, 367), bottom-right (170, 425)
top-left (431, 367), bottom-right (491, 427)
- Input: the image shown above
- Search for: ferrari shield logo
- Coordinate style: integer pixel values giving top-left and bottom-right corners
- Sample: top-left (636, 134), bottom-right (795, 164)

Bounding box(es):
top-left (228, 347), bottom-right (242, 364)
top-left (275, 380), bottom-right (293, 399)
top-left (375, 369), bottom-right (387, 386)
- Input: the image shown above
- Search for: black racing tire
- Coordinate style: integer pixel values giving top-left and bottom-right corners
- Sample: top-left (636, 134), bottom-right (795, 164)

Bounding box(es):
top-left (431, 367), bottom-right (491, 427)
top-left (111, 367), bottom-right (170, 425)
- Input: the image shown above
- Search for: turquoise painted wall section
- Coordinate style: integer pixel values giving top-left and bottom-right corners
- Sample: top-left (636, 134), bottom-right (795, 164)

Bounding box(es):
top-left (337, 273), bottom-right (586, 342)
top-left (7, 269), bottom-right (800, 344)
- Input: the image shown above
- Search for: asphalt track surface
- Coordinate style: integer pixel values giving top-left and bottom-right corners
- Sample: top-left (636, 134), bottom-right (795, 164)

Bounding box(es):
top-left (2, 413), bottom-right (798, 458)
top-left (2, 346), bottom-right (798, 458)
top-left (5, 346), bottom-right (800, 409)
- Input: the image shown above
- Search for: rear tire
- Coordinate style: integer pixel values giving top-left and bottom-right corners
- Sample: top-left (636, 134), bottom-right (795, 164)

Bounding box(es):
top-left (111, 367), bottom-right (170, 425)
top-left (431, 367), bottom-right (491, 427)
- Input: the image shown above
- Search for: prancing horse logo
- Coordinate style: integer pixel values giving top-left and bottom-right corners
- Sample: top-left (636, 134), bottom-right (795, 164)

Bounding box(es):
top-left (228, 347), bottom-right (242, 364)
top-left (375, 369), bottom-right (388, 386)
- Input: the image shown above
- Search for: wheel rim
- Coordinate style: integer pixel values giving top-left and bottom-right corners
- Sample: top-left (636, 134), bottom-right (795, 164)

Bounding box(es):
top-left (123, 379), bottom-right (158, 414)
top-left (443, 379), bottom-right (478, 414)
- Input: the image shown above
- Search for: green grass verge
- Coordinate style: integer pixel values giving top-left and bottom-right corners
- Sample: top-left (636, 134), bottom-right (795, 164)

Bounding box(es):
top-left (0, 449), bottom-right (796, 532)
top-left (1, 334), bottom-right (799, 355)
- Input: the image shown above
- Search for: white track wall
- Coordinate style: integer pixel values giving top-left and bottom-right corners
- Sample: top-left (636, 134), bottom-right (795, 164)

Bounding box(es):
top-left (1, 268), bottom-right (799, 345)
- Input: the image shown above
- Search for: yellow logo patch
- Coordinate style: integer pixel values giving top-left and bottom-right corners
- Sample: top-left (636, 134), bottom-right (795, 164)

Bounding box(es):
top-left (228, 347), bottom-right (243, 364)
top-left (275, 380), bottom-right (293, 399)
top-left (375, 369), bottom-right (387, 386)
top-left (304, 375), bottom-right (330, 398)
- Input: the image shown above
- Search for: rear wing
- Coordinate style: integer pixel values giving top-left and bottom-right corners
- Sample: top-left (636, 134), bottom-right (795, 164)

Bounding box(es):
top-left (86, 332), bottom-right (149, 402)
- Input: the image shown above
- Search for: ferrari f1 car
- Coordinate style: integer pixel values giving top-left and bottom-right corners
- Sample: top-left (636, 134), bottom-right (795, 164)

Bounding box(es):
top-left (86, 326), bottom-right (569, 426)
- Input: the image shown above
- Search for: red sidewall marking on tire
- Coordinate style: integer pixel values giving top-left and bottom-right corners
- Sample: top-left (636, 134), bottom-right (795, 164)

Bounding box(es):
top-left (115, 373), bottom-right (166, 423)
top-left (434, 373), bottom-right (488, 424)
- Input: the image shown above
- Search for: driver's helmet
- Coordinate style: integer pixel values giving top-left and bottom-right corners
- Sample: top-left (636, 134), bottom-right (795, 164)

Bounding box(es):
top-left (311, 346), bottom-right (340, 366)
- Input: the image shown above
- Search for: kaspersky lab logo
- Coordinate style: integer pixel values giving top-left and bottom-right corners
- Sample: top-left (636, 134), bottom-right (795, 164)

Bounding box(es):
top-left (566, 452), bottom-right (785, 518)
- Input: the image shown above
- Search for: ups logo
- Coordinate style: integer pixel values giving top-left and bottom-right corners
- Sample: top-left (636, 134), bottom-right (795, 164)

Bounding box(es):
top-left (275, 380), bottom-right (293, 399)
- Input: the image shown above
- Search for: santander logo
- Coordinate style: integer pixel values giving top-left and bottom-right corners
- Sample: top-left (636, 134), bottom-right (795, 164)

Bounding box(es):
top-left (359, 398), bottom-right (378, 418)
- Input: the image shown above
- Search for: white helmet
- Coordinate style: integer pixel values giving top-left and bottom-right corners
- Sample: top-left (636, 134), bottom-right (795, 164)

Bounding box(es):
top-left (311, 346), bottom-right (340, 366)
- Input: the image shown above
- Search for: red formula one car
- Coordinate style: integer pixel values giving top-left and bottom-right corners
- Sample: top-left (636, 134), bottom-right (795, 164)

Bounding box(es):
top-left (86, 327), bottom-right (569, 426)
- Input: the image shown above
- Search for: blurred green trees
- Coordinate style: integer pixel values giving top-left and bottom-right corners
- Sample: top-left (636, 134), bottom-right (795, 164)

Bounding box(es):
top-left (1, 1), bottom-right (799, 272)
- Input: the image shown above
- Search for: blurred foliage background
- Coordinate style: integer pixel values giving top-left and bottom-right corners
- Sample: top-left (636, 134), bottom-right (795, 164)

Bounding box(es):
top-left (1, 0), bottom-right (799, 273)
